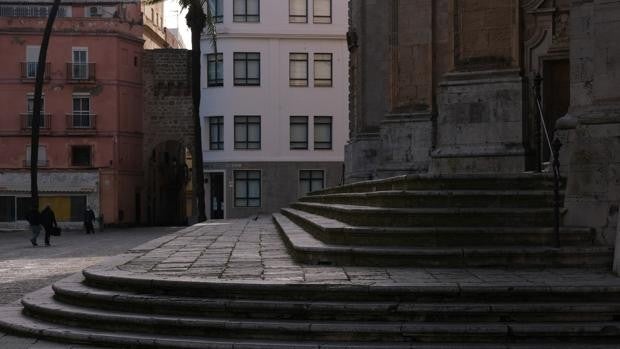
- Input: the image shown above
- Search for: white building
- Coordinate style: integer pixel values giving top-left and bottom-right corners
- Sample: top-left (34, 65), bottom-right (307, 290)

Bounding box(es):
top-left (201, 0), bottom-right (349, 219)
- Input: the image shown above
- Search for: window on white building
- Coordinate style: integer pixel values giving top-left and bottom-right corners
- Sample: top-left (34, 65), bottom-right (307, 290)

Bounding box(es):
top-left (290, 116), bottom-right (309, 149)
top-left (300, 170), bottom-right (325, 195)
top-left (234, 52), bottom-right (260, 86)
top-left (209, 116), bottom-right (224, 150)
top-left (208, 0), bottom-right (223, 23)
top-left (313, 0), bottom-right (331, 24)
top-left (233, 0), bottom-right (259, 22)
top-left (314, 116), bottom-right (332, 150)
top-left (207, 53), bottom-right (223, 87)
top-left (314, 53), bottom-right (333, 87)
top-left (234, 116), bottom-right (261, 149)
top-left (289, 53), bottom-right (308, 87)
top-left (289, 0), bottom-right (307, 23)
top-left (234, 170), bottom-right (261, 207)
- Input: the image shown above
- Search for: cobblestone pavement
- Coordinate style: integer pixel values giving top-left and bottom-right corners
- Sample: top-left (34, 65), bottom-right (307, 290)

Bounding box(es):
top-left (0, 225), bottom-right (179, 349)
top-left (119, 216), bottom-right (620, 287)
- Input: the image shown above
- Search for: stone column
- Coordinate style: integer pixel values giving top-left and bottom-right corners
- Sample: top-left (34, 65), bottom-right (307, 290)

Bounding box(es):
top-left (431, 0), bottom-right (527, 173)
top-left (561, 1), bottom-right (620, 251)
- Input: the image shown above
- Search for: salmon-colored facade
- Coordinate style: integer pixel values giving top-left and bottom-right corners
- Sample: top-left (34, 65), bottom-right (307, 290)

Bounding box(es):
top-left (0, 1), bottom-right (144, 228)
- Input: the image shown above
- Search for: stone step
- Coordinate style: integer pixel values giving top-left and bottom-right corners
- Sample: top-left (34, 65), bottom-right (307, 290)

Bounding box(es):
top-left (291, 202), bottom-right (555, 228)
top-left (281, 208), bottom-right (593, 247)
top-left (300, 190), bottom-right (562, 209)
top-left (312, 174), bottom-right (563, 196)
top-left (17, 287), bottom-right (620, 344)
top-left (5, 304), bottom-right (620, 349)
top-left (274, 213), bottom-right (613, 268)
top-left (52, 274), bottom-right (620, 323)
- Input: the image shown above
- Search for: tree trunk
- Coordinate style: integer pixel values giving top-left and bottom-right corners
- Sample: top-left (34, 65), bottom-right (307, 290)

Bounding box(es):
top-left (31, 0), bottom-right (61, 211)
top-left (189, 1), bottom-right (207, 222)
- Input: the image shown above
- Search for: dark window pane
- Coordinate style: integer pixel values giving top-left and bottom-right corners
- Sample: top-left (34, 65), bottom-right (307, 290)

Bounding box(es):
top-left (16, 197), bottom-right (32, 220)
top-left (234, 170), bottom-right (261, 207)
top-left (0, 196), bottom-right (15, 222)
top-left (71, 146), bottom-right (92, 166)
top-left (70, 196), bottom-right (87, 221)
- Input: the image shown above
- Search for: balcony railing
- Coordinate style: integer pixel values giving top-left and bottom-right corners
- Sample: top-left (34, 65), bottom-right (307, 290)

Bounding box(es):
top-left (66, 113), bottom-right (96, 130)
top-left (20, 113), bottom-right (51, 130)
top-left (23, 159), bottom-right (49, 167)
top-left (66, 62), bottom-right (96, 81)
top-left (20, 62), bottom-right (51, 80)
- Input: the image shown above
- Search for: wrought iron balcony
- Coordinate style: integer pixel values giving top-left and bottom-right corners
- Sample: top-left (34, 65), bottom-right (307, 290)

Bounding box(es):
top-left (20, 113), bottom-right (51, 130)
top-left (66, 113), bottom-right (96, 130)
top-left (20, 62), bottom-right (51, 80)
top-left (66, 62), bottom-right (96, 81)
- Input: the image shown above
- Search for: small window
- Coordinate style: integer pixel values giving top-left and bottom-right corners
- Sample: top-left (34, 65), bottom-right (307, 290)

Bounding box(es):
top-left (209, 116), bottom-right (224, 150)
top-left (71, 47), bottom-right (89, 80)
top-left (234, 52), bottom-right (260, 86)
top-left (290, 116), bottom-right (308, 150)
top-left (233, 0), bottom-right (259, 23)
top-left (234, 170), bottom-right (261, 207)
top-left (71, 145), bottom-right (92, 166)
top-left (207, 53), bottom-right (223, 87)
top-left (234, 116), bottom-right (261, 150)
top-left (289, 0), bottom-right (307, 23)
top-left (25, 145), bottom-right (47, 167)
top-left (313, 0), bottom-right (331, 24)
top-left (314, 116), bottom-right (332, 150)
top-left (208, 0), bottom-right (223, 23)
top-left (25, 45), bottom-right (40, 78)
top-left (300, 170), bottom-right (325, 195)
top-left (289, 53), bottom-right (308, 87)
top-left (72, 95), bottom-right (92, 128)
top-left (314, 53), bottom-right (333, 87)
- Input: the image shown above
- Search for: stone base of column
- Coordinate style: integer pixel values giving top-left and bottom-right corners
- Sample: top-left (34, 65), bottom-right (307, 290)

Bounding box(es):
top-left (431, 69), bottom-right (527, 174)
top-left (344, 132), bottom-right (381, 183)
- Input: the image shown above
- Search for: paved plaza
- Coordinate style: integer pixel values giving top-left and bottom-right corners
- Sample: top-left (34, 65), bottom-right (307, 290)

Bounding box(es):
top-left (0, 225), bottom-right (179, 348)
top-left (2, 216), bottom-right (620, 348)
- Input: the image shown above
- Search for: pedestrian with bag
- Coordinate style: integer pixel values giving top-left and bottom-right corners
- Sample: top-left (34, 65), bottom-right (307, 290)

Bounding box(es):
top-left (40, 205), bottom-right (58, 247)
top-left (84, 205), bottom-right (96, 235)
top-left (25, 207), bottom-right (41, 247)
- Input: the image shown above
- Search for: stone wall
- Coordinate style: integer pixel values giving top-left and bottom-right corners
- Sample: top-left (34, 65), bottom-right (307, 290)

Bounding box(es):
top-left (142, 49), bottom-right (194, 224)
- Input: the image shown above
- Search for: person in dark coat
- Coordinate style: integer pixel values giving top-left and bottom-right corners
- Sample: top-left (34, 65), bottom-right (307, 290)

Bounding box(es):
top-left (40, 205), bottom-right (58, 247)
top-left (84, 206), bottom-right (96, 234)
top-left (25, 207), bottom-right (41, 247)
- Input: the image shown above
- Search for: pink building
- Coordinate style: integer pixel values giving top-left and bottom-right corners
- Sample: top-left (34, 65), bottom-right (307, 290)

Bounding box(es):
top-left (0, 0), bottom-right (144, 228)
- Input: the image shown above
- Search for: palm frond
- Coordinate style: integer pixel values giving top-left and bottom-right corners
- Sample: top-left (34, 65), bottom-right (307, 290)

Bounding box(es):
top-left (202, 0), bottom-right (217, 52)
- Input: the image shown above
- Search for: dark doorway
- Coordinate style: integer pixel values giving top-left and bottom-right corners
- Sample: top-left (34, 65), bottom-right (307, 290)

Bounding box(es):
top-left (542, 59), bottom-right (570, 161)
top-left (210, 173), bottom-right (224, 219)
top-left (148, 141), bottom-right (188, 226)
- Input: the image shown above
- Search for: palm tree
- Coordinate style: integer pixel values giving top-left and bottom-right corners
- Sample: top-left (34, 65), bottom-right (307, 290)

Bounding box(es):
top-left (30, 0), bottom-right (62, 211)
top-left (146, 0), bottom-right (216, 222)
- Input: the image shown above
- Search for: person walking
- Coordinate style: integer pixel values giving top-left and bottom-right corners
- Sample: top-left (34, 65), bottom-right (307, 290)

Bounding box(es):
top-left (84, 205), bottom-right (96, 235)
top-left (26, 207), bottom-right (41, 247)
top-left (40, 205), bottom-right (58, 247)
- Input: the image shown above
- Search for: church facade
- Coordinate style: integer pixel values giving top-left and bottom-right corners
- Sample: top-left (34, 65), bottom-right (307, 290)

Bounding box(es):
top-left (346, 0), bottom-right (620, 248)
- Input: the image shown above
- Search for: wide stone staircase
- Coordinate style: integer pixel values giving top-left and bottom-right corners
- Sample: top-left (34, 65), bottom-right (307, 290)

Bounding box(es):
top-left (1, 173), bottom-right (620, 348)
top-left (274, 173), bottom-right (613, 268)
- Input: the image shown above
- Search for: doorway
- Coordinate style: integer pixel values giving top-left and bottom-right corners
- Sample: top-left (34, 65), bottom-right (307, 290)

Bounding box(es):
top-left (541, 59), bottom-right (570, 162)
top-left (209, 172), bottom-right (224, 219)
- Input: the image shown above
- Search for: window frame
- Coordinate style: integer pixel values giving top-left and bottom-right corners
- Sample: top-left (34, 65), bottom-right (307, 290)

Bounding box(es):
top-left (207, 53), bottom-right (224, 87)
top-left (289, 53), bottom-right (309, 87)
top-left (71, 145), bottom-right (92, 167)
top-left (290, 116), bottom-right (309, 150)
top-left (71, 93), bottom-right (92, 128)
top-left (314, 53), bottom-right (333, 87)
top-left (71, 47), bottom-right (89, 80)
top-left (314, 116), bottom-right (333, 150)
top-left (25, 45), bottom-right (40, 78)
top-left (233, 0), bottom-right (260, 23)
top-left (234, 170), bottom-right (261, 208)
top-left (208, 0), bottom-right (223, 23)
top-left (299, 169), bottom-right (325, 195)
top-left (234, 115), bottom-right (261, 150)
top-left (313, 0), bottom-right (332, 24)
top-left (208, 116), bottom-right (224, 150)
top-left (233, 52), bottom-right (261, 86)
top-left (289, 0), bottom-right (307, 23)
